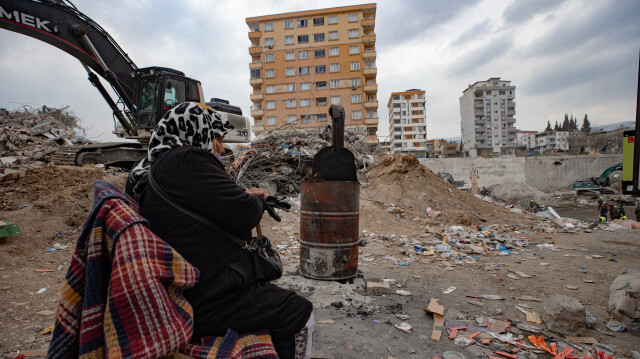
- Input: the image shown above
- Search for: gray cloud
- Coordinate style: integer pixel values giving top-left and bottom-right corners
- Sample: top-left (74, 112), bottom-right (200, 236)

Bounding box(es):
top-left (451, 20), bottom-right (492, 47)
top-left (447, 33), bottom-right (516, 78)
top-left (502, 0), bottom-right (566, 25)
top-left (377, 0), bottom-right (483, 47)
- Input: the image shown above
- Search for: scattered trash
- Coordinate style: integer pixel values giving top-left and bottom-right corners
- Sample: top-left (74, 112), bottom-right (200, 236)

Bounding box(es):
top-left (36, 287), bottom-right (47, 294)
top-left (423, 298), bottom-right (445, 341)
top-left (396, 290), bottom-right (412, 296)
top-left (394, 322), bottom-right (412, 333)
top-left (453, 336), bottom-right (474, 347)
top-left (442, 351), bottom-right (466, 359)
top-left (605, 320), bottom-right (625, 332)
top-left (317, 319), bottom-right (336, 324)
top-left (585, 312), bottom-right (597, 329)
top-left (443, 286), bottom-right (456, 294)
top-left (480, 295), bottom-right (504, 300)
top-left (395, 314), bottom-right (410, 320)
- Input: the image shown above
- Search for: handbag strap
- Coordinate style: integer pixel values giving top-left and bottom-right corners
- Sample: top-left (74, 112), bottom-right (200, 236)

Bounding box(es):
top-left (146, 161), bottom-right (251, 250)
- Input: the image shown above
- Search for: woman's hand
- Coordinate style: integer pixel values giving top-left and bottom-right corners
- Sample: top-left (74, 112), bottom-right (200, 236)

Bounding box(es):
top-left (246, 187), bottom-right (269, 199)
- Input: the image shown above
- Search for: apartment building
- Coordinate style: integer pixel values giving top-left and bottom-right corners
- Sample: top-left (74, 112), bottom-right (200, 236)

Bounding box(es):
top-left (246, 4), bottom-right (379, 146)
top-left (387, 89), bottom-right (427, 156)
top-left (520, 131), bottom-right (570, 153)
top-left (459, 78), bottom-right (516, 157)
top-left (516, 130), bottom-right (537, 148)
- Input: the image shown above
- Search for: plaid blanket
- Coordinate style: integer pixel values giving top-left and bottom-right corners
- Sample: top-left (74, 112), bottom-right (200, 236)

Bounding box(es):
top-left (47, 180), bottom-right (278, 359)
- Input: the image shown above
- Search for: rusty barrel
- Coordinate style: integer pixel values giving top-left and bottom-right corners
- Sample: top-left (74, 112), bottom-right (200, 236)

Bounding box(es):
top-left (299, 181), bottom-right (359, 280)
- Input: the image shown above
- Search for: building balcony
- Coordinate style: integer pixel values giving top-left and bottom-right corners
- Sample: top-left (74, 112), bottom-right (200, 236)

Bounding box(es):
top-left (364, 100), bottom-right (378, 109)
top-left (252, 125), bottom-right (265, 134)
top-left (249, 78), bottom-right (263, 87)
top-left (249, 62), bottom-right (262, 69)
top-left (250, 109), bottom-right (264, 117)
top-left (362, 51), bottom-right (376, 61)
top-left (364, 84), bottom-right (378, 93)
top-left (361, 18), bottom-right (375, 29)
top-left (248, 31), bottom-right (261, 40)
top-left (365, 117), bottom-right (378, 126)
top-left (507, 118), bottom-right (516, 124)
top-left (362, 34), bottom-right (376, 45)
top-left (250, 93), bottom-right (263, 101)
top-left (363, 67), bottom-right (377, 76)
top-left (475, 135), bottom-right (486, 141)
top-left (475, 120), bottom-right (484, 125)
top-left (249, 46), bottom-right (262, 56)
top-left (507, 110), bottom-right (516, 115)
top-left (474, 110), bottom-right (484, 116)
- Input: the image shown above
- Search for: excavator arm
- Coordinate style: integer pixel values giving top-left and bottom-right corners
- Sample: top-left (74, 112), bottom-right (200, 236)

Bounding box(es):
top-left (0, 0), bottom-right (139, 134)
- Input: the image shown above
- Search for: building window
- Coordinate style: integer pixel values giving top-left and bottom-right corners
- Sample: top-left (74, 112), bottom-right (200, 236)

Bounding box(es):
top-left (328, 31), bottom-right (338, 40)
top-left (264, 38), bottom-right (273, 47)
top-left (300, 83), bottom-right (311, 91)
top-left (349, 45), bottom-right (360, 54)
top-left (285, 51), bottom-right (295, 61)
top-left (351, 78), bottom-right (361, 87)
top-left (314, 49), bottom-right (325, 58)
top-left (266, 101), bottom-right (275, 110)
top-left (315, 65), bottom-right (326, 74)
top-left (300, 99), bottom-right (311, 108)
top-left (317, 97), bottom-right (327, 106)
top-left (297, 19), bottom-right (308, 27)
top-left (329, 47), bottom-right (339, 56)
top-left (330, 80), bottom-right (340, 89)
top-left (286, 99), bottom-right (296, 108)
top-left (316, 81), bottom-right (327, 90)
top-left (394, 143), bottom-right (402, 148)
top-left (265, 85), bottom-right (274, 94)
top-left (284, 20), bottom-right (294, 29)
top-left (298, 35), bottom-right (309, 43)
top-left (350, 61), bottom-right (361, 71)
top-left (298, 50), bottom-right (309, 59)
top-left (256, 120), bottom-right (262, 126)
top-left (348, 29), bottom-right (359, 38)
top-left (263, 22), bottom-right (273, 31)
top-left (314, 33), bottom-right (325, 42)
top-left (351, 94), bottom-right (361, 103)
top-left (330, 63), bottom-right (340, 72)
top-left (287, 115), bottom-right (297, 123)
top-left (265, 69), bottom-right (275, 78)
top-left (264, 53), bottom-right (274, 62)
top-left (287, 83), bottom-right (296, 92)
top-left (394, 127), bottom-right (401, 132)
top-left (328, 15), bottom-right (338, 24)
top-left (331, 96), bottom-right (341, 105)
top-left (250, 69), bottom-right (261, 79)
top-left (266, 116), bottom-right (276, 125)
top-left (317, 114), bottom-right (327, 122)
top-left (313, 17), bottom-right (324, 26)
top-left (352, 110), bottom-right (362, 120)
top-left (348, 13), bottom-right (358, 22)
top-left (394, 135), bottom-right (401, 140)
top-left (286, 67), bottom-right (295, 76)
top-left (284, 36), bottom-right (294, 45)
top-left (298, 66), bottom-right (310, 75)
top-left (301, 115), bottom-right (312, 123)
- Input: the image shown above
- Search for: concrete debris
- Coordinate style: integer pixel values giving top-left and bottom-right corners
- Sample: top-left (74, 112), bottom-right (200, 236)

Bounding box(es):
top-left (544, 294), bottom-right (586, 336)
top-left (0, 105), bottom-right (89, 176)
top-left (229, 128), bottom-right (373, 196)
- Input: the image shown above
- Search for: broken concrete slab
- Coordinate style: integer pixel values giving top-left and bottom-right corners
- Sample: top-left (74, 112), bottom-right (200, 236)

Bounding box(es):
top-left (366, 281), bottom-right (392, 295)
top-left (544, 294), bottom-right (586, 336)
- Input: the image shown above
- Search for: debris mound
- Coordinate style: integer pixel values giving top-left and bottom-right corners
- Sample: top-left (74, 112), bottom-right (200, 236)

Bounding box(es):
top-left (487, 181), bottom-right (551, 208)
top-left (0, 105), bottom-right (91, 176)
top-left (230, 128), bottom-right (373, 196)
top-left (362, 155), bottom-right (535, 226)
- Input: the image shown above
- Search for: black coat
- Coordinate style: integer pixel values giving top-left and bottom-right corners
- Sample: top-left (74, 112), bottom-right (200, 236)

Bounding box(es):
top-left (137, 146), bottom-right (312, 357)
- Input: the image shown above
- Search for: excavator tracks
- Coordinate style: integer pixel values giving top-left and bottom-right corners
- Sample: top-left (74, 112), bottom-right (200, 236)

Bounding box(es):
top-left (47, 142), bottom-right (146, 168)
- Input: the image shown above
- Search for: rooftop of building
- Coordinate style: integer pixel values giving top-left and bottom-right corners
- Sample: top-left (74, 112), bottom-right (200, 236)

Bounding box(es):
top-left (246, 3), bottom-right (376, 23)
top-left (462, 77), bottom-right (515, 94)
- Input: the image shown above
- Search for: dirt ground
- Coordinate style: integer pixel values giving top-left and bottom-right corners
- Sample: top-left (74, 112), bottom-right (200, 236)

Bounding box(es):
top-left (0, 158), bottom-right (639, 358)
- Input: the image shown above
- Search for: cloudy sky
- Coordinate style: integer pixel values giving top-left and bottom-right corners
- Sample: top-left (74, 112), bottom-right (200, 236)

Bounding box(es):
top-left (1, 0), bottom-right (638, 142)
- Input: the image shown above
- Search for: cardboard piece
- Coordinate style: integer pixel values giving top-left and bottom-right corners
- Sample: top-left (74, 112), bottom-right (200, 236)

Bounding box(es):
top-left (423, 298), bottom-right (445, 341)
top-left (490, 320), bottom-right (511, 334)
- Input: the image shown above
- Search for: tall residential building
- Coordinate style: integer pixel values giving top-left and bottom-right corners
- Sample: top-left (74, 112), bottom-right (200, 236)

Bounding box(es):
top-left (246, 4), bottom-right (379, 146)
top-left (459, 78), bottom-right (516, 157)
top-left (387, 89), bottom-right (427, 156)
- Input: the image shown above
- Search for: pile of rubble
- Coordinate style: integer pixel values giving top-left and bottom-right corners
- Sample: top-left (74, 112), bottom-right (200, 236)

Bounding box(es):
top-left (229, 128), bottom-right (373, 196)
top-left (0, 105), bottom-right (90, 175)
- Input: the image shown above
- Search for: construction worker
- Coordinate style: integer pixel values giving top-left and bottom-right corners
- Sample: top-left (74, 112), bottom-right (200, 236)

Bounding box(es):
top-left (597, 196), bottom-right (604, 211)
top-left (609, 203), bottom-right (620, 221)
top-left (618, 203), bottom-right (627, 220)
top-left (599, 203), bottom-right (608, 222)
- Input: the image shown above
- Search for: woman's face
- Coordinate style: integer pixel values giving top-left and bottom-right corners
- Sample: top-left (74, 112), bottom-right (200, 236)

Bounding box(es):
top-left (213, 136), bottom-right (225, 156)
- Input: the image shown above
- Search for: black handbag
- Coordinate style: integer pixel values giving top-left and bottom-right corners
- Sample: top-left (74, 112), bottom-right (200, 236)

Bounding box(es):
top-left (146, 165), bottom-right (283, 283)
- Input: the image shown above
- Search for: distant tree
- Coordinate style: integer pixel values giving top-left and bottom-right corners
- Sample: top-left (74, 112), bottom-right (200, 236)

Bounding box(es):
top-left (545, 121), bottom-right (552, 132)
top-left (562, 116), bottom-right (570, 131)
top-left (554, 121), bottom-right (559, 131)
top-left (581, 114), bottom-right (591, 133)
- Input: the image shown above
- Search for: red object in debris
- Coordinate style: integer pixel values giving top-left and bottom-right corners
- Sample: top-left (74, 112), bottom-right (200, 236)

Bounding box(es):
top-left (480, 339), bottom-right (492, 345)
top-left (596, 351), bottom-right (613, 359)
top-left (14, 355), bottom-right (25, 359)
top-left (468, 332), bottom-right (481, 338)
top-left (510, 347), bottom-right (520, 353)
top-left (448, 328), bottom-right (458, 339)
top-left (433, 356), bottom-right (442, 359)
top-left (495, 351), bottom-right (517, 359)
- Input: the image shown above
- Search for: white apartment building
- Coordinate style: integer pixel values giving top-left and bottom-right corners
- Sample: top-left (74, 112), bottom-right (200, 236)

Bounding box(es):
top-left (521, 131), bottom-right (570, 153)
top-left (459, 78), bottom-right (516, 157)
top-left (387, 89), bottom-right (427, 156)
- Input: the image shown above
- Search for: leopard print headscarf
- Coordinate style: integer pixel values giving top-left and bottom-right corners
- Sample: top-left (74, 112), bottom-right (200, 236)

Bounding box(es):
top-left (127, 101), bottom-right (234, 199)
